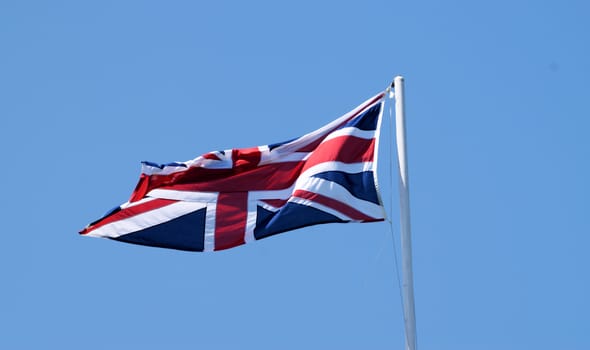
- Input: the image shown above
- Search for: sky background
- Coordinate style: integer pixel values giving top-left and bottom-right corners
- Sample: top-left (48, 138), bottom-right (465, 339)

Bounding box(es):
top-left (1, 0), bottom-right (589, 349)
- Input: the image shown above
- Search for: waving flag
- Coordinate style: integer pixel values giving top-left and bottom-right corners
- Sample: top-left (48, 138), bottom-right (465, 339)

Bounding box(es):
top-left (80, 92), bottom-right (386, 251)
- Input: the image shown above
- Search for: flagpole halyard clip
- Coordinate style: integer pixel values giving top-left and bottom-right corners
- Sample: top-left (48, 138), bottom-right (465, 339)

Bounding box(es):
top-left (386, 77), bottom-right (396, 99)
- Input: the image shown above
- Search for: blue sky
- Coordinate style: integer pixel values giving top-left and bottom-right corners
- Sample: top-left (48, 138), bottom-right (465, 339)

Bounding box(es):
top-left (1, 1), bottom-right (589, 349)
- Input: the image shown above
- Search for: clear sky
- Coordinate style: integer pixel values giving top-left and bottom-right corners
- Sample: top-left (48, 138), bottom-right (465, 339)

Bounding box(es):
top-left (1, 1), bottom-right (589, 349)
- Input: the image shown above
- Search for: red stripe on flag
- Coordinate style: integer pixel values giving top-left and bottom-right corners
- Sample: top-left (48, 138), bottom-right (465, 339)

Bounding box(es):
top-left (203, 152), bottom-right (221, 160)
top-left (232, 147), bottom-right (261, 169)
top-left (80, 198), bottom-right (177, 234)
top-left (158, 161), bottom-right (306, 193)
top-left (292, 189), bottom-right (377, 222)
top-left (261, 199), bottom-right (289, 208)
top-left (301, 136), bottom-right (375, 173)
top-left (129, 173), bottom-right (151, 202)
top-left (214, 192), bottom-right (249, 251)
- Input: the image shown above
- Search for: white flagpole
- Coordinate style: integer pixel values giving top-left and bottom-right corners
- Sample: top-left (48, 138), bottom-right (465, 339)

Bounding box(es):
top-left (393, 76), bottom-right (417, 350)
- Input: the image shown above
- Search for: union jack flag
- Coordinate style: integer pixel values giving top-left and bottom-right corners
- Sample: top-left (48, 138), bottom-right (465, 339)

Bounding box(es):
top-left (80, 92), bottom-right (386, 251)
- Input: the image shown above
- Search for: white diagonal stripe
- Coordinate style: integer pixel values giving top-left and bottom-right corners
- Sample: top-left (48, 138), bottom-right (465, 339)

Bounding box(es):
top-left (322, 127), bottom-right (375, 143)
top-left (296, 161), bottom-right (375, 189)
top-left (86, 201), bottom-right (207, 239)
top-left (259, 151), bottom-right (310, 165)
top-left (288, 197), bottom-right (353, 221)
top-left (296, 177), bottom-right (384, 219)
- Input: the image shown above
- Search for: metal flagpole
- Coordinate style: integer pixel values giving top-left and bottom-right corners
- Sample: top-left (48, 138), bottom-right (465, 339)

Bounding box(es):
top-left (393, 76), bottom-right (417, 350)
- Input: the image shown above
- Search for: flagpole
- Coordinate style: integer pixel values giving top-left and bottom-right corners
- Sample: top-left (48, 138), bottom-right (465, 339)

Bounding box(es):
top-left (393, 76), bottom-right (417, 350)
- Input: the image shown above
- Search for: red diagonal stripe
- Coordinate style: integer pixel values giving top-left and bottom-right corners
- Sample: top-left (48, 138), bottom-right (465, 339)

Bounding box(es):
top-left (292, 189), bottom-right (378, 222)
top-left (261, 199), bottom-right (289, 208)
top-left (80, 198), bottom-right (177, 234)
top-left (301, 136), bottom-right (375, 173)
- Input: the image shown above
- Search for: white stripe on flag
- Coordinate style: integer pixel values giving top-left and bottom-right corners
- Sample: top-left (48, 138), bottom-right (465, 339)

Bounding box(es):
top-left (204, 202), bottom-right (217, 252)
top-left (296, 177), bottom-right (384, 220)
top-left (295, 161), bottom-right (375, 189)
top-left (322, 127), bottom-right (375, 143)
top-left (244, 198), bottom-right (257, 244)
top-left (147, 189), bottom-right (219, 203)
top-left (259, 150), bottom-right (309, 165)
top-left (87, 201), bottom-right (207, 239)
top-left (288, 197), bottom-right (353, 221)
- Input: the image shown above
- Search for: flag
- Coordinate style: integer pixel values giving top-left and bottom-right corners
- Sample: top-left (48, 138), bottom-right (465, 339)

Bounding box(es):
top-left (80, 92), bottom-right (386, 251)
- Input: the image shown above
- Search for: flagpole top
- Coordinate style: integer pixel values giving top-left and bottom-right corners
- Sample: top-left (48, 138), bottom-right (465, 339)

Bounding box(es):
top-left (391, 76), bottom-right (404, 88)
